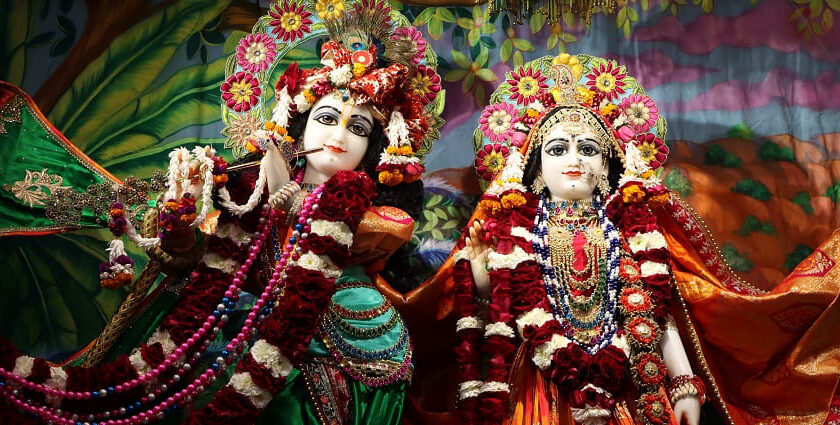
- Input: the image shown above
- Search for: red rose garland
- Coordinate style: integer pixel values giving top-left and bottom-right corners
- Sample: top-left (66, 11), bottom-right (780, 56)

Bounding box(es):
top-left (185, 170), bottom-right (377, 425)
top-left (452, 243), bottom-right (484, 425)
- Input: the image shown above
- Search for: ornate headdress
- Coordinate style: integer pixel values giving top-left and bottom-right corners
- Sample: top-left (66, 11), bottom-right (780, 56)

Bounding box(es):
top-left (473, 53), bottom-right (669, 211)
top-left (221, 0), bottom-right (444, 186)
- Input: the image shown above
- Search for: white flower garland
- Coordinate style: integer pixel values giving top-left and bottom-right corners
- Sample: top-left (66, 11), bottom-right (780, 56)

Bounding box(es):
top-left (484, 322), bottom-right (515, 338)
top-left (627, 231), bottom-right (667, 253)
top-left (249, 340), bottom-right (293, 378)
top-left (531, 333), bottom-right (571, 370)
top-left (640, 260), bottom-right (669, 277)
top-left (229, 372), bottom-right (273, 408)
top-left (456, 316), bottom-right (484, 332)
top-left (296, 252), bottom-right (341, 278)
top-left (309, 220), bottom-right (353, 247)
top-left (486, 245), bottom-right (533, 270)
top-left (515, 307), bottom-right (553, 336)
top-left (458, 380), bottom-right (484, 400)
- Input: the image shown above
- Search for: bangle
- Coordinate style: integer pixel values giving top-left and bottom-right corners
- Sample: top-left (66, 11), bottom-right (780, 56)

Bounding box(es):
top-left (669, 375), bottom-right (707, 406)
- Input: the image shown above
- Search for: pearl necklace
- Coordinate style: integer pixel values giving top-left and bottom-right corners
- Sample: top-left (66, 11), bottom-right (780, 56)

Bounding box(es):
top-left (532, 193), bottom-right (621, 354)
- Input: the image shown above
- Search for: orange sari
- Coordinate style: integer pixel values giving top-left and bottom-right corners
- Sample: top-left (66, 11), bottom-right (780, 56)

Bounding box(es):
top-left (385, 196), bottom-right (840, 425)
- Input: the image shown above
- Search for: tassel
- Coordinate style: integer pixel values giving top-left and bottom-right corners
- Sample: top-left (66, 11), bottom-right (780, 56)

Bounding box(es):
top-left (99, 239), bottom-right (135, 289)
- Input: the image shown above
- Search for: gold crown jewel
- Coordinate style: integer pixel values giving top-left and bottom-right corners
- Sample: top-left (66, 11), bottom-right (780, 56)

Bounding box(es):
top-left (473, 53), bottom-right (668, 190)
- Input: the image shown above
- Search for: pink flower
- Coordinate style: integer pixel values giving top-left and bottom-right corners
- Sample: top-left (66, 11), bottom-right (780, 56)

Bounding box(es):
top-left (479, 103), bottom-right (518, 143)
top-left (222, 72), bottom-right (261, 112)
top-left (392, 26), bottom-right (427, 64)
top-left (409, 65), bottom-right (441, 105)
top-left (269, 0), bottom-right (313, 42)
top-left (634, 133), bottom-right (669, 170)
top-left (475, 144), bottom-right (510, 182)
top-left (507, 67), bottom-right (548, 105)
top-left (620, 94), bottom-right (658, 133)
top-left (585, 60), bottom-right (627, 101)
top-left (235, 33), bottom-right (277, 73)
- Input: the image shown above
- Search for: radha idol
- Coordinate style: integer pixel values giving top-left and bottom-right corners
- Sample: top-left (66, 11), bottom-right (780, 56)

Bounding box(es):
top-left (0, 1), bottom-right (444, 424)
top-left (449, 54), bottom-right (710, 425)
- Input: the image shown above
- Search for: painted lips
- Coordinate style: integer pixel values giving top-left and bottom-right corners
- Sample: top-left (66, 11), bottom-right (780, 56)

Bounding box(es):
top-left (563, 170), bottom-right (582, 177)
top-left (325, 144), bottom-right (346, 154)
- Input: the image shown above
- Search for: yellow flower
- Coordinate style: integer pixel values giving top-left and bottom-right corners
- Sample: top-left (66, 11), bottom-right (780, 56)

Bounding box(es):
top-left (386, 146), bottom-right (400, 155)
top-left (352, 62), bottom-right (366, 78)
top-left (638, 142), bottom-right (658, 164)
top-left (525, 109), bottom-right (541, 119)
top-left (648, 192), bottom-right (670, 207)
top-left (517, 76), bottom-right (540, 98)
top-left (303, 89), bottom-right (317, 104)
top-left (477, 199), bottom-right (502, 217)
top-left (622, 184), bottom-right (646, 204)
top-left (595, 72), bottom-right (617, 93)
top-left (501, 192), bottom-right (526, 209)
top-left (398, 146), bottom-right (414, 155)
top-left (552, 53), bottom-right (583, 80)
top-left (600, 104), bottom-right (618, 116)
top-left (378, 169), bottom-right (404, 186)
top-left (315, 0), bottom-right (344, 21)
top-left (576, 87), bottom-right (595, 107)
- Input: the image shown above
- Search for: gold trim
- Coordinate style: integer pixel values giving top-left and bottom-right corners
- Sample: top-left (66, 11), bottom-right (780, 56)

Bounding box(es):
top-left (673, 286), bottom-right (736, 425)
top-left (671, 194), bottom-right (766, 295)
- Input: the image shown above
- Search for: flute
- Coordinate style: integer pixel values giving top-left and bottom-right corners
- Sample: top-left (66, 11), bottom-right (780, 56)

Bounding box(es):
top-left (226, 146), bottom-right (324, 172)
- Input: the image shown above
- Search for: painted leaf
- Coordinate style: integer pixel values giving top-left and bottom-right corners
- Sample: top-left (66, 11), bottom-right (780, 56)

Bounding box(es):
top-left (47, 0), bottom-right (232, 145)
top-left (83, 57), bottom-right (227, 166)
top-left (1, 229), bottom-right (141, 359)
top-left (0, 2), bottom-right (32, 86)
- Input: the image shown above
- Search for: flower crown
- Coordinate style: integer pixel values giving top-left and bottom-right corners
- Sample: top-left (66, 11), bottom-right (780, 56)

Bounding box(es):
top-left (474, 54), bottom-right (669, 214)
top-left (221, 0), bottom-right (445, 186)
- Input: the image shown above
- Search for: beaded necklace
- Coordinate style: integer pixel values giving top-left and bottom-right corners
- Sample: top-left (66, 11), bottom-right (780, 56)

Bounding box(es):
top-left (533, 193), bottom-right (621, 354)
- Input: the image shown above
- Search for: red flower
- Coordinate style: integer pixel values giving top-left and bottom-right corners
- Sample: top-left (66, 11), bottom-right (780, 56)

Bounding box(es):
top-left (275, 62), bottom-right (306, 95)
top-left (475, 143), bottom-right (509, 182)
top-left (550, 343), bottom-right (589, 391)
top-left (638, 392), bottom-right (672, 425)
top-left (590, 344), bottom-right (629, 393)
top-left (506, 67), bottom-right (548, 105)
top-left (634, 132), bottom-right (669, 170)
top-left (619, 257), bottom-right (642, 283)
top-left (222, 72), bottom-right (261, 112)
top-left (585, 60), bottom-right (627, 101)
top-left (269, 0), bottom-right (313, 42)
top-left (207, 234), bottom-right (244, 260)
top-left (302, 234), bottom-right (350, 268)
top-left (626, 316), bottom-right (660, 347)
top-left (634, 352), bottom-right (667, 387)
top-left (619, 286), bottom-right (652, 316)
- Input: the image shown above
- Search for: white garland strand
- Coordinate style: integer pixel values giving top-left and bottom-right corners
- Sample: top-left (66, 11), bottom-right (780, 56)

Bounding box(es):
top-left (217, 155), bottom-right (268, 216)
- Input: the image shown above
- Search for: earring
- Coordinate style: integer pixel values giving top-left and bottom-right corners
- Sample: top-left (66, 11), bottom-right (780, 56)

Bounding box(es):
top-left (532, 173), bottom-right (546, 194)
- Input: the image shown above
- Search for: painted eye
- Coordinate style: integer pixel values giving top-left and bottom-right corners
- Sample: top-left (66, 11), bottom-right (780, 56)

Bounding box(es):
top-left (348, 123), bottom-right (369, 137)
top-left (315, 114), bottom-right (338, 125)
top-left (547, 145), bottom-right (567, 156)
top-left (351, 41), bottom-right (365, 50)
top-left (579, 144), bottom-right (599, 156)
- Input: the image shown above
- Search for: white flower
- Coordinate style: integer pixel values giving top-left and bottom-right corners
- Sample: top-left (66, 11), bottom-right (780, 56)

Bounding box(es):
top-left (484, 322), bottom-right (515, 338)
top-left (452, 249), bottom-right (470, 263)
top-left (515, 308), bottom-right (553, 336)
top-left (458, 380), bottom-right (483, 399)
top-left (215, 223), bottom-right (252, 246)
top-left (487, 245), bottom-right (532, 270)
top-left (485, 150), bottom-right (526, 196)
top-left (293, 93), bottom-right (312, 113)
top-left (627, 231), bottom-right (667, 253)
top-left (147, 329), bottom-right (176, 355)
top-left (310, 220), bottom-right (353, 247)
top-left (297, 252), bottom-right (340, 277)
top-left (271, 87), bottom-right (293, 128)
top-left (480, 381), bottom-right (510, 393)
top-left (531, 334), bottom-right (570, 370)
top-left (510, 226), bottom-right (537, 243)
top-left (329, 64), bottom-right (353, 87)
top-left (12, 356), bottom-right (34, 378)
top-left (626, 101), bottom-right (651, 127)
top-left (229, 372), bottom-right (273, 408)
top-left (129, 348), bottom-right (150, 375)
top-left (250, 339), bottom-right (293, 378)
top-left (612, 333), bottom-right (631, 356)
top-left (640, 260), bottom-right (669, 277)
top-left (456, 316), bottom-right (484, 332)
top-left (203, 252), bottom-right (239, 274)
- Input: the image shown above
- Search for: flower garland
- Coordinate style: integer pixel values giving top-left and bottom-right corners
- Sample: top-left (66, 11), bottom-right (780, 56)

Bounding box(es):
top-left (185, 170), bottom-right (377, 425)
top-left (0, 159), bottom-right (273, 424)
top-left (452, 244), bottom-right (484, 425)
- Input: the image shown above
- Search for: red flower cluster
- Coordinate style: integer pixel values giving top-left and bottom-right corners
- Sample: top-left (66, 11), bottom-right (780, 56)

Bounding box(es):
top-left (311, 170), bottom-right (377, 227)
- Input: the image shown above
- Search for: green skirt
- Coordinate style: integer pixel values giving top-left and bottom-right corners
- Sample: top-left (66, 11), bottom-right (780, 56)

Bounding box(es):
top-left (258, 366), bottom-right (406, 425)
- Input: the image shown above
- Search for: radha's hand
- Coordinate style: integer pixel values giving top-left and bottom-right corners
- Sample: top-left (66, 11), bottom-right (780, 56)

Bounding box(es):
top-left (673, 397), bottom-right (700, 425)
top-left (465, 220), bottom-right (492, 300)
top-left (264, 137), bottom-right (292, 195)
